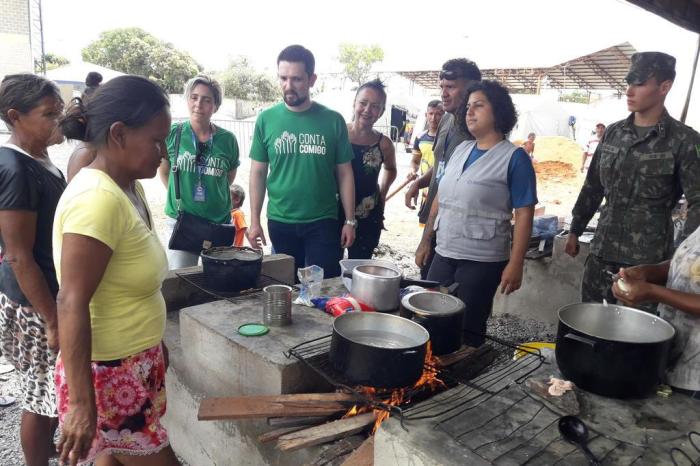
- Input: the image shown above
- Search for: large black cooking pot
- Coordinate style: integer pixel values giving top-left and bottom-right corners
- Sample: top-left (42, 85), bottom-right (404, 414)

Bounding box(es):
top-left (329, 312), bottom-right (429, 388)
top-left (556, 303), bottom-right (675, 399)
top-left (200, 246), bottom-right (262, 292)
top-left (400, 291), bottom-right (465, 356)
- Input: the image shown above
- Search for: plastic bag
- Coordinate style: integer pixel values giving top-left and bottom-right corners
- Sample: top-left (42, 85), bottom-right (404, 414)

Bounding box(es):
top-left (324, 296), bottom-right (374, 317)
top-left (294, 265), bottom-right (324, 307)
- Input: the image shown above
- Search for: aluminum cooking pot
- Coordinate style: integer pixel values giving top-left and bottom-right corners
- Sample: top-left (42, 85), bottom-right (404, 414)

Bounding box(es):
top-left (329, 312), bottom-right (429, 388)
top-left (400, 291), bottom-right (465, 356)
top-left (555, 302), bottom-right (675, 398)
top-left (342, 264), bottom-right (440, 311)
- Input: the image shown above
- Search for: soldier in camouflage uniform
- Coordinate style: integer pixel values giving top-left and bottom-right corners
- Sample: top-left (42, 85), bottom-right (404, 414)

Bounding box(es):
top-left (565, 52), bottom-right (700, 307)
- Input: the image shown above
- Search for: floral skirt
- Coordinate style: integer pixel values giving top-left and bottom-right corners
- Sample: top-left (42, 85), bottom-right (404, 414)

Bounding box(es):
top-left (55, 344), bottom-right (169, 464)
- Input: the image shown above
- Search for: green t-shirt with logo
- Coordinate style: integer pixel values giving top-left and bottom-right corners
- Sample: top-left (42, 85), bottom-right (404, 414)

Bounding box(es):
top-left (164, 121), bottom-right (240, 223)
top-left (249, 102), bottom-right (354, 223)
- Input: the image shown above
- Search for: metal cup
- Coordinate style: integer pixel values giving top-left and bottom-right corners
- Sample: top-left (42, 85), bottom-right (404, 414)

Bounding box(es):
top-left (262, 285), bottom-right (292, 326)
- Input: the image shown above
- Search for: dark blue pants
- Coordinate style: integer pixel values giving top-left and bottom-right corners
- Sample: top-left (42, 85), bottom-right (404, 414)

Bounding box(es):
top-left (268, 218), bottom-right (341, 278)
top-left (427, 253), bottom-right (507, 347)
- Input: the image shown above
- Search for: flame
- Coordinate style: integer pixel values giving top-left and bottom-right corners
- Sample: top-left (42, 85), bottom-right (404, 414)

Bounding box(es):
top-left (343, 342), bottom-right (446, 434)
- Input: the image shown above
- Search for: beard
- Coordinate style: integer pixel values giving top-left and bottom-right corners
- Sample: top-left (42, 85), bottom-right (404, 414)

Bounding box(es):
top-left (283, 91), bottom-right (308, 107)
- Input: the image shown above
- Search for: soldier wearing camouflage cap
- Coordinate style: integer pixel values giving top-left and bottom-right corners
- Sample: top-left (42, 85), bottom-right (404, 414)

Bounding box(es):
top-left (565, 51), bottom-right (700, 307)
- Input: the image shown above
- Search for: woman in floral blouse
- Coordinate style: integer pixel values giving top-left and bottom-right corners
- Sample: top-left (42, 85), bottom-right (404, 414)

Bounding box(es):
top-left (342, 79), bottom-right (397, 259)
top-left (613, 225), bottom-right (700, 397)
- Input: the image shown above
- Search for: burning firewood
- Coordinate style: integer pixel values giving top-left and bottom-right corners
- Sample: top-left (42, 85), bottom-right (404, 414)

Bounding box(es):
top-left (276, 413), bottom-right (376, 452)
top-left (198, 393), bottom-right (363, 421)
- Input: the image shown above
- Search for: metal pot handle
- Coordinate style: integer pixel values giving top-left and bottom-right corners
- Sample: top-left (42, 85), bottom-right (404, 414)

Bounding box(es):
top-left (564, 333), bottom-right (597, 350)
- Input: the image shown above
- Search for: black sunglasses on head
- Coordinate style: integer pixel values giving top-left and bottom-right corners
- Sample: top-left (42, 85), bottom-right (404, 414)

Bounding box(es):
top-left (439, 70), bottom-right (464, 80)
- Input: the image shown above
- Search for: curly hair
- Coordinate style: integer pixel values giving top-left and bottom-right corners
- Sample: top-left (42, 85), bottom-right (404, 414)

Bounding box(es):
top-left (456, 80), bottom-right (518, 137)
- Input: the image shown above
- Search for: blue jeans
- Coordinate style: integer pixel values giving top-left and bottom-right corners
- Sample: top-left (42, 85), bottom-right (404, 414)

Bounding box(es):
top-left (268, 218), bottom-right (341, 278)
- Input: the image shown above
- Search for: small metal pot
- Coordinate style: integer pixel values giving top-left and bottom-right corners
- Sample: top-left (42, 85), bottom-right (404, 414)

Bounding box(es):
top-left (400, 291), bottom-right (465, 356)
top-left (329, 312), bottom-right (429, 388)
top-left (555, 302), bottom-right (675, 398)
top-left (342, 264), bottom-right (440, 312)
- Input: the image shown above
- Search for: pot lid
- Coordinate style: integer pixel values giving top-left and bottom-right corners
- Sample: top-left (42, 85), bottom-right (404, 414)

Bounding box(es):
top-left (238, 323), bottom-right (269, 336)
top-left (402, 291), bottom-right (465, 317)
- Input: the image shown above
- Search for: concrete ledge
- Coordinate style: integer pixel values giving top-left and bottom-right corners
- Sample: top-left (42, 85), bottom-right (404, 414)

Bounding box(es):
top-left (375, 414), bottom-right (489, 466)
top-left (493, 234), bottom-right (589, 325)
top-left (162, 254), bottom-right (295, 312)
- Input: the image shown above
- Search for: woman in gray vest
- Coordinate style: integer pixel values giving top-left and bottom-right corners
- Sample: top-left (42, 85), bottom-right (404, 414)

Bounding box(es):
top-left (416, 80), bottom-right (537, 347)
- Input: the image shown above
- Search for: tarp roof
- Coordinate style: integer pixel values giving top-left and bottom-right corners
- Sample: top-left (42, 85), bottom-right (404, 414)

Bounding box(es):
top-left (627, 0), bottom-right (700, 33)
top-left (395, 42), bottom-right (637, 94)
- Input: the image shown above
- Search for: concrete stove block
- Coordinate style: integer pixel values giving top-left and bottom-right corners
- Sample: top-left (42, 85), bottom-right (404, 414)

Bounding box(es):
top-left (177, 278), bottom-right (349, 398)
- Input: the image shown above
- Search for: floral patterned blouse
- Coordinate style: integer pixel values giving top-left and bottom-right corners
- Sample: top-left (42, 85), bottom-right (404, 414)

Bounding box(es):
top-left (658, 225), bottom-right (700, 391)
top-left (349, 133), bottom-right (384, 220)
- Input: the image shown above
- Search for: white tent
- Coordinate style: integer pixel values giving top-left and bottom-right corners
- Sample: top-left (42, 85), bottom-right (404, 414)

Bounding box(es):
top-left (45, 61), bottom-right (124, 88)
top-left (510, 94), bottom-right (572, 141)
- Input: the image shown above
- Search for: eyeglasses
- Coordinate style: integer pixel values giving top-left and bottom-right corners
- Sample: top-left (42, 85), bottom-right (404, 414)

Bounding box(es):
top-left (439, 70), bottom-right (464, 80)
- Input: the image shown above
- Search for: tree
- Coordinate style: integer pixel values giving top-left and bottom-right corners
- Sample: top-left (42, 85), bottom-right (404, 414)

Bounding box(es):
top-left (35, 52), bottom-right (69, 72)
top-left (217, 57), bottom-right (279, 102)
top-left (82, 28), bottom-right (202, 93)
top-left (337, 43), bottom-right (384, 87)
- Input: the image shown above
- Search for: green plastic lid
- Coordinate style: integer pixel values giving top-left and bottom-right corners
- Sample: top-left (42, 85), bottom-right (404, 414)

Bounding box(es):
top-left (238, 323), bottom-right (269, 336)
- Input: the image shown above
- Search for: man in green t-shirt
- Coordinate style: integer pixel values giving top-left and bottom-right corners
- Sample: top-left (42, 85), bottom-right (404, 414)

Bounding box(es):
top-left (248, 45), bottom-right (356, 278)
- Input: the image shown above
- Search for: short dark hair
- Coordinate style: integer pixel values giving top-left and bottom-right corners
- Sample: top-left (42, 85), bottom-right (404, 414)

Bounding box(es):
top-left (441, 58), bottom-right (482, 82)
top-left (60, 75), bottom-right (169, 147)
top-left (355, 79), bottom-right (387, 108)
top-left (277, 45), bottom-right (315, 75)
top-left (0, 74), bottom-right (62, 127)
top-left (427, 99), bottom-right (442, 109)
top-left (85, 71), bottom-right (103, 88)
top-left (456, 80), bottom-right (518, 137)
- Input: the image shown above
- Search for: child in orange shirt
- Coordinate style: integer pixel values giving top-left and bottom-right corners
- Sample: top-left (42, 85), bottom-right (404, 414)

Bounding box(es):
top-left (230, 184), bottom-right (248, 247)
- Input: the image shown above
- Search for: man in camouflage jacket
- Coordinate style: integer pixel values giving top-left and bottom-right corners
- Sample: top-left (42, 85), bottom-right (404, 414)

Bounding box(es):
top-left (565, 51), bottom-right (700, 305)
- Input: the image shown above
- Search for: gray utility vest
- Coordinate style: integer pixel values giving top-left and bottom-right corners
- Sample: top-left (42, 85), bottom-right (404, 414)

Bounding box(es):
top-left (434, 140), bottom-right (516, 262)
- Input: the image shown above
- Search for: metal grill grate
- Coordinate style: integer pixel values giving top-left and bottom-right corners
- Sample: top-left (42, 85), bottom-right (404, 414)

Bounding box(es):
top-left (176, 272), bottom-right (296, 304)
top-left (284, 333), bottom-right (546, 426)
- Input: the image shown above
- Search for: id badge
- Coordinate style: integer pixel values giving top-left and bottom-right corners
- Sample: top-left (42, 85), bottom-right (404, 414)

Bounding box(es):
top-left (193, 184), bottom-right (207, 203)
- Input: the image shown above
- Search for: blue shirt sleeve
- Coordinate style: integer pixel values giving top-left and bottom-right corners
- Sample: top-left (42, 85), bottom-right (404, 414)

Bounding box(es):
top-left (507, 148), bottom-right (538, 208)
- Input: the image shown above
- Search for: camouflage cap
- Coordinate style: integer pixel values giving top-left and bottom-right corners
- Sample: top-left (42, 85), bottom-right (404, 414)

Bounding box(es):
top-left (625, 52), bottom-right (676, 85)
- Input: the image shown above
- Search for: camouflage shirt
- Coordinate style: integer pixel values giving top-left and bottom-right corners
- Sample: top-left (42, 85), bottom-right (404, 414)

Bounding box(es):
top-left (570, 109), bottom-right (700, 265)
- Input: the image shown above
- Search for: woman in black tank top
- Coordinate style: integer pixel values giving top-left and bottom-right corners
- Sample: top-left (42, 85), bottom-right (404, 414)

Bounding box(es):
top-left (342, 79), bottom-right (397, 259)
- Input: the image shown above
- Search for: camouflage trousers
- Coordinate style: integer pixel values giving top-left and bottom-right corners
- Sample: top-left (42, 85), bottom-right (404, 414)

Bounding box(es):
top-left (581, 254), bottom-right (658, 314)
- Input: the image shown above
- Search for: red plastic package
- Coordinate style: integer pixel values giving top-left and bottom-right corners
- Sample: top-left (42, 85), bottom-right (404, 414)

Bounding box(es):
top-left (324, 295), bottom-right (375, 317)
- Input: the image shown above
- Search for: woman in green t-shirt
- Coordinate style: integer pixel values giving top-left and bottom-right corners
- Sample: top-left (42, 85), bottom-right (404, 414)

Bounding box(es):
top-left (158, 75), bottom-right (240, 269)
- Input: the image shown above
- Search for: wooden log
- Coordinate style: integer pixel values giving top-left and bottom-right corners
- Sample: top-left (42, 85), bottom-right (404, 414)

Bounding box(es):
top-left (267, 415), bottom-right (330, 427)
top-left (341, 436), bottom-right (374, 466)
top-left (258, 426), bottom-right (309, 443)
top-left (435, 343), bottom-right (497, 368)
top-left (276, 413), bottom-right (375, 452)
top-left (309, 435), bottom-right (366, 466)
top-left (198, 393), bottom-right (361, 421)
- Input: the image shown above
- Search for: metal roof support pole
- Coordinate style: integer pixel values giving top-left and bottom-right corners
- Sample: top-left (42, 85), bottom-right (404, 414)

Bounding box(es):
top-left (681, 34), bottom-right (700, 124)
